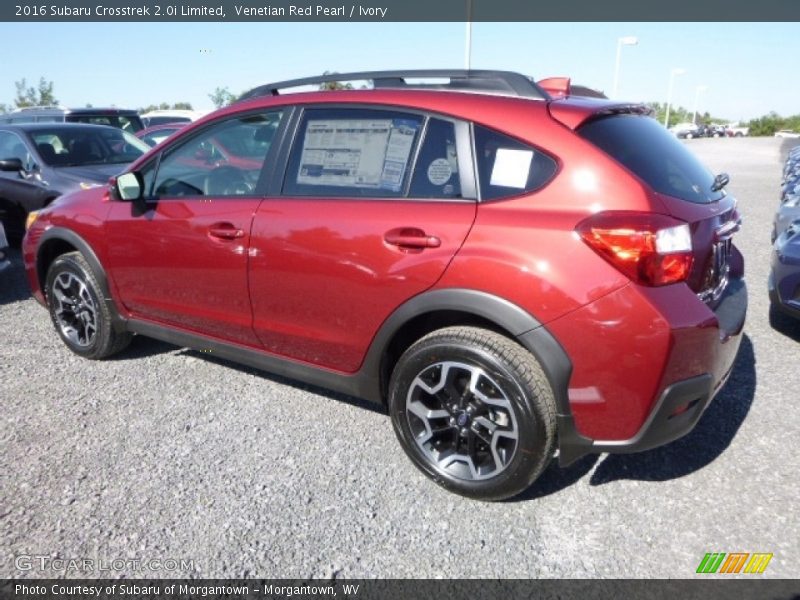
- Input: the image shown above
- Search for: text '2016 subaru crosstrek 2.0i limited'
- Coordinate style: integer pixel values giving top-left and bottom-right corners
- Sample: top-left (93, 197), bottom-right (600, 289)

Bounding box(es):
top-left (23, 71), bottom-right (746, 501)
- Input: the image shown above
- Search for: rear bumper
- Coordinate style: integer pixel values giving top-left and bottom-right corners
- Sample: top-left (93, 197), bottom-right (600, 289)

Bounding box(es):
top-left (557, 277), bottom-right (746, 466)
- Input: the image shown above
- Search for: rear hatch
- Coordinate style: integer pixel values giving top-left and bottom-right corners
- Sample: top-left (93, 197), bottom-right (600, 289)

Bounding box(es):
top-left (577, 113), bottom-right (740, 307)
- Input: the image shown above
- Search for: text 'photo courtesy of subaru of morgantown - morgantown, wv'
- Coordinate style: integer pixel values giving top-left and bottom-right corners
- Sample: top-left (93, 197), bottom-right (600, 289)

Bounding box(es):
top-left (21, 70), bottom-right (748, 501)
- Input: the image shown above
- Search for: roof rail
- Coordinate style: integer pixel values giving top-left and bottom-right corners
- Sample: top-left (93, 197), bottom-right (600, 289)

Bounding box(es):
top-left (238, 70), bottom-right (551, 102)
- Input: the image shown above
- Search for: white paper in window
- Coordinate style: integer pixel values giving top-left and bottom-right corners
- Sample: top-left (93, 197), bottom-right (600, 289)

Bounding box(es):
top-left (490, 148), bottom-right (533, 189)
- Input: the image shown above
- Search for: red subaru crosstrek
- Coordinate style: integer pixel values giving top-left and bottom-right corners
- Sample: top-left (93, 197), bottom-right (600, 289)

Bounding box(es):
top-left (23, 71), bottom-right (746, 500)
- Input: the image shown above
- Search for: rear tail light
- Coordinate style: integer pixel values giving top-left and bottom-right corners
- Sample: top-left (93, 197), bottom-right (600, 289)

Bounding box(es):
top-left (576, 212), bottom-right (693, 286)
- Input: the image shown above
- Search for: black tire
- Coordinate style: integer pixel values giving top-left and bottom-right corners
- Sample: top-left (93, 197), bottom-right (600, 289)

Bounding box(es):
top-left (388, 326), bottom-right (556, 501)
top-left (45, 251), bottom-right (131, 359)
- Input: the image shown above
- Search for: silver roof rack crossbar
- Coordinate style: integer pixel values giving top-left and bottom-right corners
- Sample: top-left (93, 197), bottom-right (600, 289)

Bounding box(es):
top-left (238, 70), bottom-right (551, 102)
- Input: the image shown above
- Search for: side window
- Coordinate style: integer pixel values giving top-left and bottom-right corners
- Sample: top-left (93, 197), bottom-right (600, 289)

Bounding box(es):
top-left (409, 119), bottom-right (461, 198)
top-left (145, 111), bottom-right (282, 199)
top-left (474, 125), bottom-right (558, 201)
top-left (284, 108), bottom-right (422, 197)
top-left (0, 131), bottom-right (34, 171)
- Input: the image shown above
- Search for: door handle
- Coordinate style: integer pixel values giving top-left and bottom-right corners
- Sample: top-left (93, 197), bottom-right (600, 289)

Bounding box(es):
top-left (384, 228), bottom-right (441, 249)
top-left (208, 223), bottom-right (245, 240)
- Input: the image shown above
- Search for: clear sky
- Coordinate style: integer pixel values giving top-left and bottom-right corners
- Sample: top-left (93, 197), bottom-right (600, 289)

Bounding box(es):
top-left (0, 21), bottom-right (797, 121)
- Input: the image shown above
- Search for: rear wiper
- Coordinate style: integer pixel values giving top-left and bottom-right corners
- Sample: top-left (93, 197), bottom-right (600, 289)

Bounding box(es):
top-left (711, 172), bottom-right (730, 192)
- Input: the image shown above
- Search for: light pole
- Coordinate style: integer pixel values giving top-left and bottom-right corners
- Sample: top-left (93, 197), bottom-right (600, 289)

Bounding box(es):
top-left (664, 67), bottom-right (686, 128)
top-left (691, 85), bottom-right (708, 124)
top-left (465, 0), bottom-right (473, 69)
top-left (612, 36), bottom-right (638, 98)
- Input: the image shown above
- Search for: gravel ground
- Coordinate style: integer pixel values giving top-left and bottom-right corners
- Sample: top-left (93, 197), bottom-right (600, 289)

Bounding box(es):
top-left (1, 137), bottom-right (798, 579)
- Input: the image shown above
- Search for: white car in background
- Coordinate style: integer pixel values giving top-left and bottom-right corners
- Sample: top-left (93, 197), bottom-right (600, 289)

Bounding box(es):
top-left (140, 109), bottom-right (207, 127)
top-left (775, 130), bottom-right (800, 139)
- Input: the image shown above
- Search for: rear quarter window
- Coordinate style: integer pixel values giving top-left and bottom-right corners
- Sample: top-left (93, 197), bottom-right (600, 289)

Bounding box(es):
top-left (578, 114), bottom-right (722, 204)
top-left (474, 125), bottom-right (558, 201)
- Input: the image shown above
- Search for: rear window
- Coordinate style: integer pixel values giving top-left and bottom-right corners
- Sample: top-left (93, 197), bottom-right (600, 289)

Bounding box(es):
top-left (30, 127), bottom-right (148, 166)
top-left (67, 114), bottom-right (144, 133)
top-left (284, 108), bottom-right (423, 197)
top-left (579, 114), bottom-right (722, 204)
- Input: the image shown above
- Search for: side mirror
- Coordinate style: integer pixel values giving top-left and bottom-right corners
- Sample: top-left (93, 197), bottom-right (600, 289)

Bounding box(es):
top-left (0, 158), bottom-right (24, 172)
top-left (116, 171), bottom-right (143, 200)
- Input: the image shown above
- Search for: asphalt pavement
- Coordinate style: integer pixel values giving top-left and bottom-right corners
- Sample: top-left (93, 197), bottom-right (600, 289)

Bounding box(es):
top-left (1, 137), bottom-right (798, 579)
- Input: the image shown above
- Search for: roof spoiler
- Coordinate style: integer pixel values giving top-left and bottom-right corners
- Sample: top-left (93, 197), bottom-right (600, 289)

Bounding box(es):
top-left (537, 78), bottom-right (609, 100)
top-left (537, 77), bottom-right (572, 98)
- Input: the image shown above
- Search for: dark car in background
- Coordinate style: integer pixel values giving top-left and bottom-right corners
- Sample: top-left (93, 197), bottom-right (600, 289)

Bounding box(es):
top-left (772, 146), bottom-right (800, 242)
top-left (0, 106), bottom-right (144, 133)
top-left (770, 219), bottom-right (800, 322)
top-left (0, 123), bottom-right (149, 242)
top-left (0, 221), bottom-right (9, 272)
top-left (703, 124), bottom-right (729, 138)
top-left (769, 146), bottom-right (800, 323)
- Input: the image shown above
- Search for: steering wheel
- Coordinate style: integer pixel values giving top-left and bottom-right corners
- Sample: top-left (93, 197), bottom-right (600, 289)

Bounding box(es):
top-left (203, 166), bottom-right (254, 196)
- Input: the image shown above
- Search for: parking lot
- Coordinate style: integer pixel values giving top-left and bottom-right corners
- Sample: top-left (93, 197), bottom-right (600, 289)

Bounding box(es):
top-left (1, 136), bottom-right (798, 579)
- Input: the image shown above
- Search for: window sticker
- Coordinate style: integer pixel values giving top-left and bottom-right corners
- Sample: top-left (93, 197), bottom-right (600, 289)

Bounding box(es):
top-left (296, 118), bottom-right (417, 191)
top-left (427, 158), bottom-right (453, 185)
top-left (490, 148), bottom-right (534, 189)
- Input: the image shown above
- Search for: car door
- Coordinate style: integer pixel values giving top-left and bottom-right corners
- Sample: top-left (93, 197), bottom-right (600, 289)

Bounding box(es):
top-left (104, 110), bottom-right (285, 346)
top-left (0, 130), bottom-right (47, 241)
top-left (248, 107), bottom-right (477, 372)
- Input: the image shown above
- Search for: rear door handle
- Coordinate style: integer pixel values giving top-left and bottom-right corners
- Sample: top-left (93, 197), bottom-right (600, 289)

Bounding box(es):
top-left (208, 222), bottom-right (245, 240)
top-left (384, 227), bottom-right (441, 249)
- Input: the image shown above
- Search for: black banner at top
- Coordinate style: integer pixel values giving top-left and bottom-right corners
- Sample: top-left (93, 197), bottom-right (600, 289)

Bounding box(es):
top-left (2, 0), bottom-right (800, 22)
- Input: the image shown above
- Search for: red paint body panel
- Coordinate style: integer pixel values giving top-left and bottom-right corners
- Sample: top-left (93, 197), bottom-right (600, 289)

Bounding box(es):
top-left (104, 198), bottom-right (262, 346)
top-left (248, 198), bottom-right (476, 372)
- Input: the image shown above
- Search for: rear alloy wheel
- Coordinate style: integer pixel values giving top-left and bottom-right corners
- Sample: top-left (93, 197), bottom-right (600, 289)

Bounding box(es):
top-left (45, 252), bottom-right (131, 359)
top-left (389, 326), bottom-right (556, 501)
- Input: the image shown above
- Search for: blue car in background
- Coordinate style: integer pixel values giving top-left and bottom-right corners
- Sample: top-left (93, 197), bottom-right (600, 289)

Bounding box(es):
top-left (770, 145), bottom-right (800, 328)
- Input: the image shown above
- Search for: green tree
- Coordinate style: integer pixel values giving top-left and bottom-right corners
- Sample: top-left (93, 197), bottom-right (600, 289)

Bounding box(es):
top-left (208, 87), bottom-right (236, 108)
top-left (319, 71), bottom-right (354, 91)
top-left (140, 102), bottom-right (194, 113)
top-left (746, 111), bottom-right (800, 136)
top-left (14, 77), bottom-right (58, 108)
top-left (0, 103), bottom-right (8, 114)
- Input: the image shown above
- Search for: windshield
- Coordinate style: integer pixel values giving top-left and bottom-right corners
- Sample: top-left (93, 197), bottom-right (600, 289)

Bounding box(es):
top-left (579, 114), bottom-right (723, 204)
top-left (30, 127), bottom-right (150, 167)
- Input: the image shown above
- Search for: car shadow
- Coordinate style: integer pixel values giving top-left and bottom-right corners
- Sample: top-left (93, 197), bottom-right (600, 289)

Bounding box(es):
top-left (0, 249), bottom-right (33, 306)
top-left (114, 334), bottom-right (179, 360)
top-left (514, 334), bottom-right (756, 501)
top-left (769, 305), bottom-right (800, 342)
top-left (174, 347), bottom-right (388, 416)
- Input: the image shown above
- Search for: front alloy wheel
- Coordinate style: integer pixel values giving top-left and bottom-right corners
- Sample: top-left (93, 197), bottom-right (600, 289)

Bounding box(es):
top-left (51, 271), bottom-right (98, 347)
top-left (45, 252), bottom-right (131, 359)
